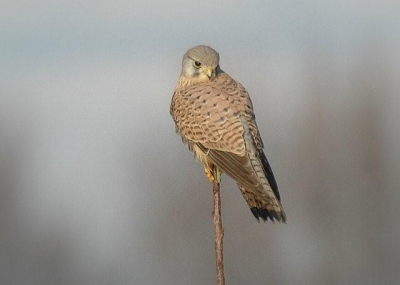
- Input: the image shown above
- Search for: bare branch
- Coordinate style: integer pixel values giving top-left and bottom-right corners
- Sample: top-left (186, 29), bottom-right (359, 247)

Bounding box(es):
top-left (213, 167), bottom-right (225, 285)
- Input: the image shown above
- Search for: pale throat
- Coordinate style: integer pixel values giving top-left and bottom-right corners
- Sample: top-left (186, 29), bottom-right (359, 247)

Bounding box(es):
top-left (175, 73), bottom-right (212, 89)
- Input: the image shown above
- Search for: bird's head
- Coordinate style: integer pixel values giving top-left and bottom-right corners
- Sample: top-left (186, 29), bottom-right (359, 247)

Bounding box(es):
top-left (181, 45), bottom-right (221, 81)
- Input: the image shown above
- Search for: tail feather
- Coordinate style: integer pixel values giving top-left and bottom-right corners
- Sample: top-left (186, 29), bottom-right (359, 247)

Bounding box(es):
top-left (259, 150), bottom-right (281, 201)
top-left (238, 184), bottom-right (287, 223)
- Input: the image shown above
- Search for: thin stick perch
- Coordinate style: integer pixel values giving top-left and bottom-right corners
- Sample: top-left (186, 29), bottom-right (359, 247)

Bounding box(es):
top-left (213, 167), bottom-right (225, 285)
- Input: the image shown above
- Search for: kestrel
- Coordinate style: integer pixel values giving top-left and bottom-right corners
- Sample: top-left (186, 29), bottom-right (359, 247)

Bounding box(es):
top-left (170, 45), bottom-right (286, 222)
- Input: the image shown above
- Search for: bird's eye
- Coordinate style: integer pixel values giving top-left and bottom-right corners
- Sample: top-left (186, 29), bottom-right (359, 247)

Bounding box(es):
top-left (194, 61), bottom-right (202, 68)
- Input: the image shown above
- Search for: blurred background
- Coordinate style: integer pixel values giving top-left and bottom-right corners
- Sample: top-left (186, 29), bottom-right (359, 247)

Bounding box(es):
top-left (1, 1), bottom-right (399, 284)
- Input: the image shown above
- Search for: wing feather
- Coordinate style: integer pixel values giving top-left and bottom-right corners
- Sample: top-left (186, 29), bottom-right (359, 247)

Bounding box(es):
top-left (172, 72), bottom-right (286, 222)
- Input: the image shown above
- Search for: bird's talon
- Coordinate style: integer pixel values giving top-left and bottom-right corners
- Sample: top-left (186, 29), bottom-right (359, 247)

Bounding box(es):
top-left (205, 168), bottom-right (215, 182)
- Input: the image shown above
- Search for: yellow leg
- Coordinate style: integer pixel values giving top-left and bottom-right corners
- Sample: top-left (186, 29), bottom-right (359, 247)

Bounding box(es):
top-left (204, 167), bottom-right (215, 182)
top-left (204, 166), bottom-right (222, 183)
top-left (214, 167), bottom-right (222, 183)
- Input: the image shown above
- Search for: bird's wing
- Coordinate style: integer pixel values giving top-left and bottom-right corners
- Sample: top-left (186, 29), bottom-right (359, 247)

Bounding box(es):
top-left (171, 73), bottom-right (285, 221)
top-left (171, 77), bottom-right (246, 155)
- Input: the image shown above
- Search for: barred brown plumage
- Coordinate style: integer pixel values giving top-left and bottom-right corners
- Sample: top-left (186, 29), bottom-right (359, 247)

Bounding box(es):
top-left (171, 45), bottom-right (286, 223)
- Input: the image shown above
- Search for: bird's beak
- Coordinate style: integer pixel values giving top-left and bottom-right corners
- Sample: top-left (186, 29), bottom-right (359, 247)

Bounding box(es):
top-left (205, 68), bottom-right (214, 79)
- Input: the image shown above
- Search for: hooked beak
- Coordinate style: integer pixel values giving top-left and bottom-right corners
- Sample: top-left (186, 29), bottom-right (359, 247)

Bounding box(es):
top-left (204, 68), bottom-right (215, 79)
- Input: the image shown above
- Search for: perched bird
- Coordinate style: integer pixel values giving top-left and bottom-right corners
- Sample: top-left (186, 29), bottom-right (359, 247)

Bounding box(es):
top-left (170, 45), bottom-right (286, 222)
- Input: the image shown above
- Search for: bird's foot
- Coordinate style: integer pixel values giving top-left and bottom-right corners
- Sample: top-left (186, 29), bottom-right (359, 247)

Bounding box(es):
top-left (204, 167), bottom-right (222, 183)
top-left (214, 167), bottom-right (222, 183)
top-left (204, 167), bottom-right (216, 182)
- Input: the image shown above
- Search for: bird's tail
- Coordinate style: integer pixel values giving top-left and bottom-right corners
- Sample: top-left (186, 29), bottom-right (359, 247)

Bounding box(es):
top-left (237, 184), bottom-right (287, 222)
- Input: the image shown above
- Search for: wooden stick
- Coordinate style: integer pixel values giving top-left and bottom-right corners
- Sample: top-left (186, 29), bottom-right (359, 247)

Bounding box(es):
top-left (212, 167), bottom-right (225, 285)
